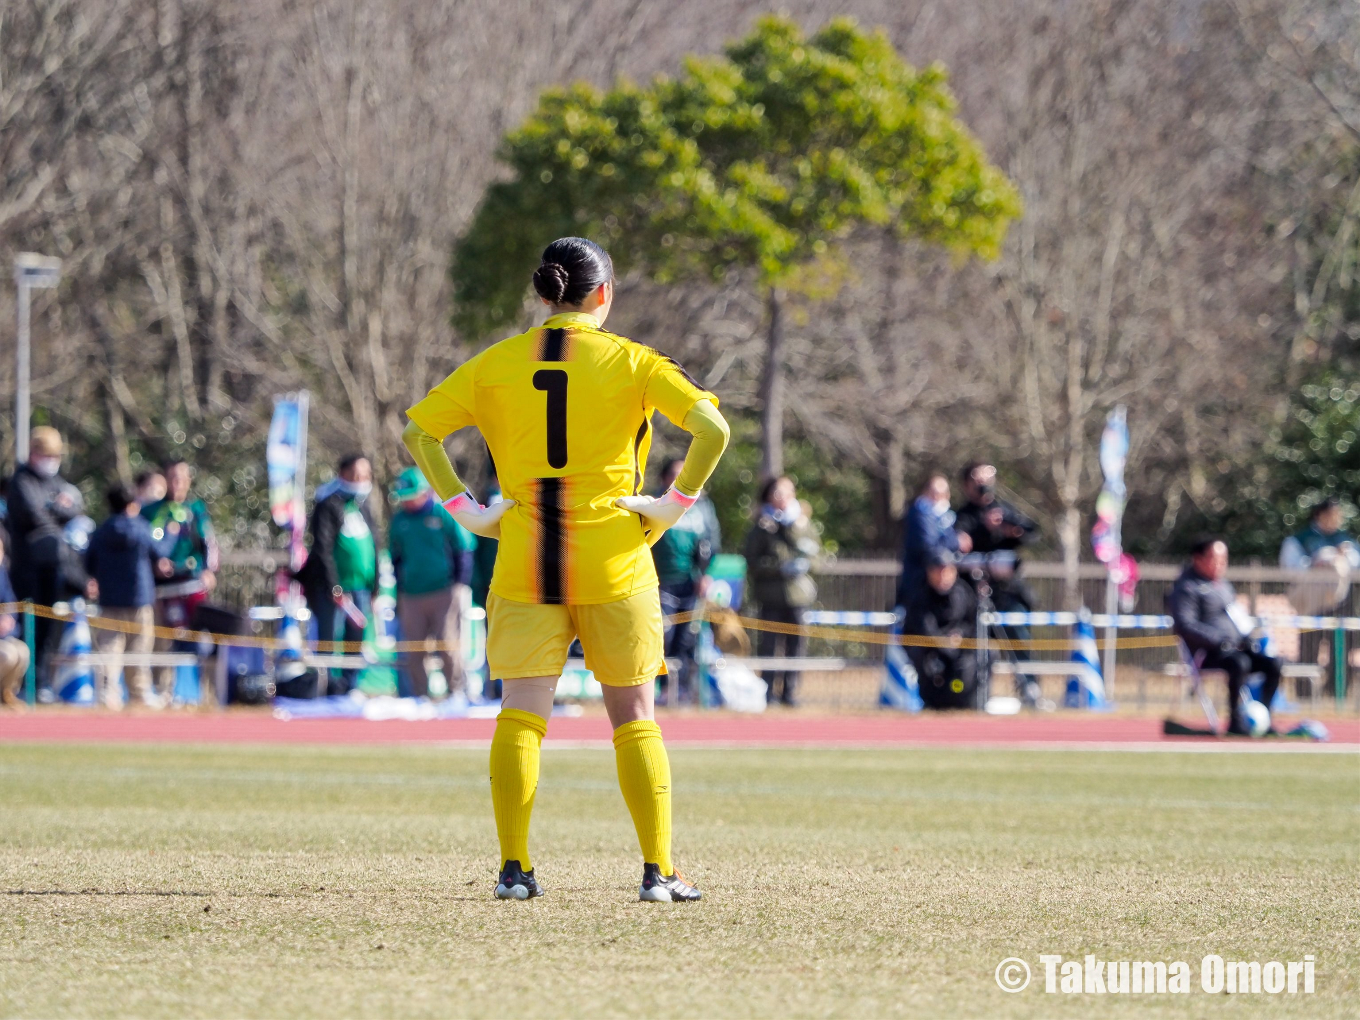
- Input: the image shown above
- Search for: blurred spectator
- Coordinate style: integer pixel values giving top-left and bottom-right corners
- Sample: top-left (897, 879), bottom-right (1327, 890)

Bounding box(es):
top-left (6, 426), bottom-right (83, 693)
top-left (142, 458), bottom-right (218, 697)
top-left (85, 483), bottom-right (175, 709)
top-left (954, 461), bottom-right (1041, 702)
top-left (1280, 497), bottom-right (1359, 672)
top-left (895, 472), bottom-right (970, 611)
top-left (296, 453), bottom-right (378, 695)
top-left (135, 468), bottom-right (167, 506)
top-left (903, 548), bottom-right (979, 710)
top-left (954, 462), bottom-right (1037, 601)
top-left (388, 467), bottom-right (474, 698)
top-left (0, 535), bottom-right (30, 711)
top-left (743, 476), bottom-right (820, 706)
top-left (1168, 536), bottom-right (1281, 736)
top-left (142, 459), bottom-right (218, 602)
top-left (1279, 498), bottom-right (1359, 573)
top-left (650, 457), bottom-right (721, 706)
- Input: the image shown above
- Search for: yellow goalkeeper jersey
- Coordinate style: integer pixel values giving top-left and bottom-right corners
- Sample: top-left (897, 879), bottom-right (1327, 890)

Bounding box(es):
top-left (406, 312), bottom-right (715, 605)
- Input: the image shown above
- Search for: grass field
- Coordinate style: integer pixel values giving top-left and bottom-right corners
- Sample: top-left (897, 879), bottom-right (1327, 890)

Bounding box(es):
top-left (0, 742), bottom-right (1356, 1018)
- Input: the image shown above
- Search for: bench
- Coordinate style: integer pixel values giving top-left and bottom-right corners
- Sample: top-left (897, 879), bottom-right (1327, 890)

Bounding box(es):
top-left (1162, 659), bottom-right (1323, 710)
top-left (990, 661), bottom-right (1091, 677)
top-left (53, 652), bottom-right (200, 669)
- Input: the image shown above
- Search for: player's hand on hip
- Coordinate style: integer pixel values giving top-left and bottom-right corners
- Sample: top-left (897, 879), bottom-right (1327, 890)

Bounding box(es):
top-left (615, 487), bottom-right (698, 538)
top-left (442, 493), bottom-right (515, 540)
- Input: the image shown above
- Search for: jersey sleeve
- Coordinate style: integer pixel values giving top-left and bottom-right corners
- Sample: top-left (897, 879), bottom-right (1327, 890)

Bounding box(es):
top-left (639, 347), bottom-right (716, 425)
top-left (406, 357), bottom-right (478, 439)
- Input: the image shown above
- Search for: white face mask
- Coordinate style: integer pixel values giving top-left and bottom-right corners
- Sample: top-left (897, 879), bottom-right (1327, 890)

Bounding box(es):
top-left (338, 479), bottom-right (372, 502)
top-left (31, 456), bottom-right (61, 479)
top-left (932, 498), bottom-right (951, 516)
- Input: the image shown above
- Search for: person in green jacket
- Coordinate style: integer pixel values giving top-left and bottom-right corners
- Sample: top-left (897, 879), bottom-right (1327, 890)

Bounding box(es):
top-left (389, 467), bottom-right (476, 697)
top-left (650, 458), bottom-right (721, 705)
top-left (141, 457), bottom-right (219, 698)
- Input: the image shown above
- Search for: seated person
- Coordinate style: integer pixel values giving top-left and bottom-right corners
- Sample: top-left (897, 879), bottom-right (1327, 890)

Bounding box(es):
top-left (1279, 497), bottom-right (1359, 572)
top-left (1167, 535), bottom-right (1281, 735)
top-left (0, 536), bottom-right (30, 710)
top-left (903, 549), bottom-right (979, 710)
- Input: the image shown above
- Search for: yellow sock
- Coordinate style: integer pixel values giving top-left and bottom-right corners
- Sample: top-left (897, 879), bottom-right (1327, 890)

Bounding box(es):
top-left (489, 708), bottom-right (547, 870)
top-left (613, 719), bottom-right (673, 875)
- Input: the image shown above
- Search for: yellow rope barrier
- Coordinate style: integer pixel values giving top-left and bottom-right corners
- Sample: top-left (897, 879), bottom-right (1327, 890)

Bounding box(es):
top-left (0, 601), bottom-right (1183, 655)
top-left (661, 608), bottom-right (1181, 650)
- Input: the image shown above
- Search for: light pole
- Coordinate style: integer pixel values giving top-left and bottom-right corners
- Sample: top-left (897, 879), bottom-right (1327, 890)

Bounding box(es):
top-left (13, 253), bottom-right (62, 465)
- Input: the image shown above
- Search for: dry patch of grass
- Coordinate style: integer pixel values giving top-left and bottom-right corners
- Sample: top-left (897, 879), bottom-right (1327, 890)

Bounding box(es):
top-left (0, 743), bottom-right (1355, 1018)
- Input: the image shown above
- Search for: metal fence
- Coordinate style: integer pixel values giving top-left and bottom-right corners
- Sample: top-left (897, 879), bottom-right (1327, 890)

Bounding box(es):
top-left (809, 557), bottom-right (1359, 707)
top-left (213, 549), bottom-right (1359, 711)
top-left (216, 550), bottom-right (286, 612)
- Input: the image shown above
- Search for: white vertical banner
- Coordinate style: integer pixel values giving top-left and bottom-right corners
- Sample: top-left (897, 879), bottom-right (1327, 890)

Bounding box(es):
top-left (1092, 406), bottom-right (1128, 698)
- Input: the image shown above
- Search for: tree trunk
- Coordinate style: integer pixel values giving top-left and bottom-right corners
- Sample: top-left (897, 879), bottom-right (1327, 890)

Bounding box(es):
top-left (758, 287), bottom-right (785, 480)
top-left (1059, 502), bottom-right (1082, 610)
top-left (104, 381), bottom-right (132, 484)
top-left (886, 430), bottom-right (907, 521)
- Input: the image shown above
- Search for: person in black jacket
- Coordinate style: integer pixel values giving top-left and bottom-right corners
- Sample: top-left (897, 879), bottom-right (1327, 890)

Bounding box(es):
top-left (85, 484), bottom-right (177, 708)
top-left (1167, 535), bottom-right (1282, 735)
top-left (903, 548), bottom-right (979, 709)
top-left (5, 426), bottom-right (83, 692)
top-left (294, 453), bottom-right (378, 695)
top-left (954, 463), bottom-right (1036, 592)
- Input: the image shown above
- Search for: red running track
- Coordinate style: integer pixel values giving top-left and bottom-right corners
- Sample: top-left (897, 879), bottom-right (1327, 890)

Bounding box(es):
top-left (0, 711), bottom-right (1355, 747)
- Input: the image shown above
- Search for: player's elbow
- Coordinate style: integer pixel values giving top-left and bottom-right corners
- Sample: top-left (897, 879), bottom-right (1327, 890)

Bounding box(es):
top-left (712, 406), bottom-right (731, 450)
top-left (401, 419), bottom-right (427, 457)
top-left (694, 399), bottom-right (730, 448)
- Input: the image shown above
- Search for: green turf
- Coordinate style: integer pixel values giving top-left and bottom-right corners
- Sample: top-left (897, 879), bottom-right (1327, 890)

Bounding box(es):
top-left (0, 743), bottom-right (1355, 1018)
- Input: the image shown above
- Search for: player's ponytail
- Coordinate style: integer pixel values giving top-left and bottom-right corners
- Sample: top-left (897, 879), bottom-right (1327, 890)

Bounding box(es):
top-left (532, 237), bottom-right (614, 306)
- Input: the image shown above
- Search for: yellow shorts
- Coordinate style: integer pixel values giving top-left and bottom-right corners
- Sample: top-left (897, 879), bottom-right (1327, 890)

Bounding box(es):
top-left (485, 589), bottom-right (665, 687)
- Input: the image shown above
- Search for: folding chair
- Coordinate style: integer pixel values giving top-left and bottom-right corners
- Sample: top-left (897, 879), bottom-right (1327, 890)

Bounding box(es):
top-left (1176, 639), bottom-right (1221, 734)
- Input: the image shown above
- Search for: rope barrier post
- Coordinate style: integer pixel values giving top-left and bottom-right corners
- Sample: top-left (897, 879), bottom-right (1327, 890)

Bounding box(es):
top-left (975, 607), bottom-right (988, 690)
top-left (1334, 626), bottom-right (1345, 703)
top-left (22, 600), bottom-right (35, 706)
top-left (1102, 575), bottom-right (1119, 701)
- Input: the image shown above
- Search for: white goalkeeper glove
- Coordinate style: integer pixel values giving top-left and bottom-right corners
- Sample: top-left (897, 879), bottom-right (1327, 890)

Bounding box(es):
top-left (441, 492), bottom-right (515, 540)
top-left (616, 487), bottom-right (699, 545)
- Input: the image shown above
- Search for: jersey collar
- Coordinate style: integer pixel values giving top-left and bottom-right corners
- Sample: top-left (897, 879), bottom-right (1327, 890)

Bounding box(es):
top-left (542, 311), bottom-right (601, 330)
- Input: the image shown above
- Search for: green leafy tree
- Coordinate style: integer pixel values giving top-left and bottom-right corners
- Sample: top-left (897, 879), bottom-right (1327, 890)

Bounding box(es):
top-left (452, 14), bottom-right (1021, 477)
top-left (1173, 375), bottom-right (1360, 556)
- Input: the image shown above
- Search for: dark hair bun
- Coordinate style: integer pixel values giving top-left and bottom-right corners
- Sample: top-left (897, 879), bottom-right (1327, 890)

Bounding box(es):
top-left (533, 262), bottom-right (570, 303)
top-left (530, 237), bottom-right (614, 306)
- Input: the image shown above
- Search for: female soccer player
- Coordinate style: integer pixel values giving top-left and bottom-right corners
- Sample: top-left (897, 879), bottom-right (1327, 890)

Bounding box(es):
top-left (402, 237), bottom-right (729, 902)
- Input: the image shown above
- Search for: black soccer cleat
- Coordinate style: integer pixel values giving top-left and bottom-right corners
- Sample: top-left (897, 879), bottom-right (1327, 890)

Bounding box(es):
top-left (639, 863), bottom-right (701, 902)
top-left (494, 860), bottom-right (544, 900)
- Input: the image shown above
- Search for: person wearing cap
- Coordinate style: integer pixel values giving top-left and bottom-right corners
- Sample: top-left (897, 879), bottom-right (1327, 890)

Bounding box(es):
top-left (388, 467), bottom-right (476, 698)
top-left (902, 547), bottom-right (980, 710)
top-left (649, 457), bottom-right (721, 706)
top-left (5, 425), bottom-right (83, 691)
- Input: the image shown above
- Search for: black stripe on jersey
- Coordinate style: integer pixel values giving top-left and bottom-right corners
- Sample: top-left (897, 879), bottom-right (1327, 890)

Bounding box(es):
top-left (538, 327), bottom-right (568, 362)
top-left (537, 476), bottom-right (565, 604)
top-left (638, 344), bottom-right (705, 392)
top-left (632, 418), bottom-right (649, 495)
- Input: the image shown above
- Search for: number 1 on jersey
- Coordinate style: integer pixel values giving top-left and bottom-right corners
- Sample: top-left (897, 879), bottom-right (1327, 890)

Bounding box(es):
top-left (533, 369), bottom-right (568, 469)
